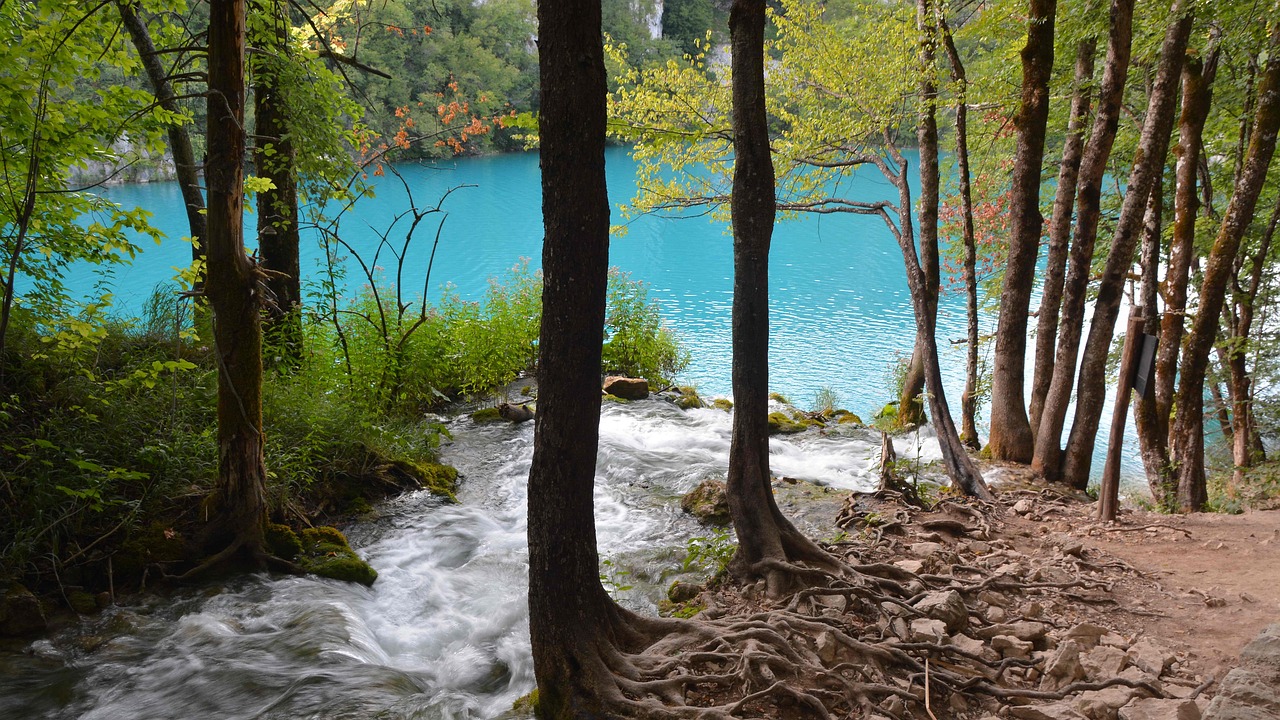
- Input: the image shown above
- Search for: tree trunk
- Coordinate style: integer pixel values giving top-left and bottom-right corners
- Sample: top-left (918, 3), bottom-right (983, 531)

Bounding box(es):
top-left (1172, 26), bottom-right (1280, 512)
top-left (906, 0), bottom-right (992, 501)
top-left (527, 1), bottom-right (656, 715)
top-left (940, 18), bottom-right (982, 449)
top-left (253, 0), bottom-right (302, 368)
top-left (1060, 1), bottom-right (1192, 490)
top-left (1133, 177), bottom-right (1168, 501)
top-left (1032, 0), bottom-right (1134, 481)
top-left (725, 0), bottom-right (835, 597)
top-left (117, 0), bottom-right (206, 264)
top-left (1226, 182), bottom-right (1280, 492)
top-left (1029, 39), bottom-right (1096, 438)
top-left (1135, 47), bottom-right (1218, 504)
top-left (897, 340), bottom-right (928, 429)
top-left (204, 0), bottom-right (266, 558)
top-left (987, 0), bottom-right (1056, 463)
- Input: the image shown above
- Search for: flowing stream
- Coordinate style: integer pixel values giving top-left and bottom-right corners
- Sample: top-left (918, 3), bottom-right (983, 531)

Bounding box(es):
top-left (0, 399), bottom-right (932, 720)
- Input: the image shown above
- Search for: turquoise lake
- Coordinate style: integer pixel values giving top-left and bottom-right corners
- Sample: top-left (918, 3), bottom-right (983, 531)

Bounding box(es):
top-left (57, 146), bottom-right (1141, 484)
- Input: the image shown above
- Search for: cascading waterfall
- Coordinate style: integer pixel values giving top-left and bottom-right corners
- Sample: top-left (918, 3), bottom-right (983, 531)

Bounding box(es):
top-left (0, 399), bottom-right (936, 720)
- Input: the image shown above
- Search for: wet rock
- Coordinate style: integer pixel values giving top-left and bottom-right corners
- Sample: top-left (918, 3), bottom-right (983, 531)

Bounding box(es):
top-left (497, 402), bottom-right (535, 423)
top-left (1042, 640), bottom-right (1088, 692)
top-left (667, 581), bottom-right (702, 603)
top-left (1082, 645), bottom-right (1129, 680)
top-left (0, 583), bottom-right (46, 636)
top-left (1120, 698), bottom-right (1202, 720)
top-left (603, 375), bottom-right (649, 400)
top-left (680, 479), bottom-right (730, 526)
top-left (913, 590), bottom-right (969, 633)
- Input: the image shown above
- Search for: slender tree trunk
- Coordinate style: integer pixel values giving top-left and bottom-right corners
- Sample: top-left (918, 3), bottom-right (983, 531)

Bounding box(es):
top-left (253, 0), bottom-right (302, 368)
top-left (1032, 0), bottom-right (1134, 481)
top-left (1226, 191), bottom-right (1280, 492)
top-left (117, 0), bottom-right (206, 264)
top-left (940, 17), bottom-right (982, 449)
top-left (1134, 176), bottom-right (1169, 501)
top-left (1172, 26), bottom-right (1280, 512)
top-left (897, 341), bottom-right (928, 429)
top-left (1029, 39), bottom-right (1096, 437)
top-left (987, 0), bottom-right (1056, 463)
top-left (527, 1), bottom-right (656, 715)
top-left (1136, 48), bottom-right (1218, 504)
top-left (205, 0), bottom-right (266, 558)
top-left (1060, 1), bottom-right (1193, 490)
top-left (725, 0), bottom-right (835, 597)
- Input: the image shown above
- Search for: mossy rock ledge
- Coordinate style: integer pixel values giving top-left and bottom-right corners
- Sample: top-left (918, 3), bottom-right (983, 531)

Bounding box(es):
top-left (268, 524), bottom-right (377, 587)
top-left (768, 411), bottom-right (821, 435)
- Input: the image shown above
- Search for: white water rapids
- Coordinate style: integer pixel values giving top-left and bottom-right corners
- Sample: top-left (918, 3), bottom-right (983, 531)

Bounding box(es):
top-left (0, 399), bottom-right (940, 720)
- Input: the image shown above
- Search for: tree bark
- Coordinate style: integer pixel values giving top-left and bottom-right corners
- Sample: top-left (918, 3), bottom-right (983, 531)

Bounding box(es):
top-left (527, 1), bottom-right (656, 715)
top-left (986, 0), bottom-right (1055, 463)
top-left (725, 0), bottom-right (836, 597)
top-left (204, 0), bottom-right (267, 558)
top-left (1060, 1), bottom-right (1193, 490)
top-left (253, 0), bottom-right (302, 368)
top-left (906, 0), bottom-right (992, 500)
top-left (940, 17), bottom-right (982, 449)
top-left (1029, 39), bottom-right (1095, 438)
top-left (1172, 25), bottom-right (1280, 512)
top-left (117, 0), bottom-right (206, 264)
top-left (897, 341), bottom-right (928, 429)
top-left (1032, 0), bottom-right (1134, 481)
top-left (1135, 47), bottom-right (1218, 504)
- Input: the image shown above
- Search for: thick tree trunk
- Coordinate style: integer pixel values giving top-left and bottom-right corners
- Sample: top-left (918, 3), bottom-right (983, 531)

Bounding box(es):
top-left (1032, 0), bottom-right (1134, 481)
top-left (1135, 49), bottom-right (1218, 504)
top-left (253, 0), bottom-right (302, 368)
top-left (725, 0), bottom-right (835, 597)
top-left (527, 1), bottom-right (653, 715)
top-left (987, 0), bottom-right (1056, 463)
top-left (205, 0), bottom-right (266, 557)
top-left (1060, 2), bottom-right (1192, 490)
top-left (983, 0), bottom-right (1054, 458)
top-left (117, 0), bottom-right (206, 263)
top-left (1029, 39), bottom-right (1096, 438)
top-left (940, 18), bottom-right (982, 449)
top-left (1172, 27), bottom-right (1280, 512)
top-left (907, 0), bottom-right (992, 501)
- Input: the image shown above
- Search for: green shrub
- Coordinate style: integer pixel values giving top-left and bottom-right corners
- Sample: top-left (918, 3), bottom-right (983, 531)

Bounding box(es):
top-left (601, 269), bottom-right (688, 385)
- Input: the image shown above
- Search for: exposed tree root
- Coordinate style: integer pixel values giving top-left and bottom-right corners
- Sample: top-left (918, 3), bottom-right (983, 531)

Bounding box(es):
top-left (567, 490), bottom-right (1192, 719)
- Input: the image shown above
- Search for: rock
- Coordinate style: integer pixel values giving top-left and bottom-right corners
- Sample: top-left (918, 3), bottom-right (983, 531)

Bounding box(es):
top-left (1042, 640), bottom-right (1088, 692)
top-left (816, 630), bottom-right (840, 665)
top-left (1128, 639), bottom-right (1176, 676)
top-left (977, 621), bottom-right (1049, 643)
top-left (712, 398), bottom-right (734, 412)
top-left (1203, 623), bottom-right (1280, 720)
top-left (1074, 687), bottom-right (1140, 720)
top-left (993, 635), bottom-right (1035, 660)
top-left (893, 559), bottom-right (925, 574)
top-left (767, 411), bottom-right (809, 434)
top-left (667, 581), bottom-right (702, 603)
top-left (672, 386), bottom-right (704, 409)
top-left (497, 402), bottom-right (535, 422)
top-left (1065, 622), bottom-right (1110, 648)
top-left (470, 406), bottom-right (505, 423)
top-left (680, 479), bottom-right (730, 526)
top-left (1009, 702), bottom-right (1089, 720)
top-left (1120, 698), bottom-right (1202, 720)
top-left (913, 590), bottom-right (969, 633)
top-left (909, 541), bottom-right (947, 558)
top-left (603, 375), bottom-right (649, 400)
top-left (0, 583), bottom-right (46, 636)
top-left (1013, 498), bottom-right (1036, 515)
top-left (1101, 633), bottom-right (1131, 650)
top-left (909, 618), bottom-right (949, 643)
top-left (953, 633), bottom-right (1000, 663)
top-left (987, 605), bottom-right (1009, 623)
top-left (1082, 645), bottom-right (1129, 680)
top-left (299, 527), bottom-right (377, 587)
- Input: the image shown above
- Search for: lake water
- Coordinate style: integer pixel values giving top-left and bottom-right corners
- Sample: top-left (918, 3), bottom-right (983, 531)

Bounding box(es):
top-left (57, 146), bottom-right (1139, 482)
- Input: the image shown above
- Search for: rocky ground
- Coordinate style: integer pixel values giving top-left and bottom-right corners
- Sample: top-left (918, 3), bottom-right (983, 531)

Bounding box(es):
top-left (742, 469), bottom-right (1280, 720)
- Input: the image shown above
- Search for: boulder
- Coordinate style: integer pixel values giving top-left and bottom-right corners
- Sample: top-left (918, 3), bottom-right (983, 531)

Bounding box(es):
top-left (680, 479), bottom-right (730, 526)
top-left (0, 583), bottom-right (46, 636)
top-left (1120, 698), bottom-right (1202, 720)
top-left (913, 590), bottom-right (969, 633)
top-left (1041, 640), bottom-right (1088, 692)
top-left (1204, 624), bottom-right (1280, 720)
top-left (667, 581), bottom-right (702, 603)
top-left (603, 376), bottom-right (649, 400)
top-left (497, 402), bottom-right (534, 423)
top-left (1074, 687), bottom-right (1141, 720)
top-left (1082, 645), bottom-right (1130, 680)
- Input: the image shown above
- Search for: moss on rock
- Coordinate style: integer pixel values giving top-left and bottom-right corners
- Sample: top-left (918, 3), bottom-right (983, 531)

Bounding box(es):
top-left (265, 523), bottom-right (303, 560)
top-left (674, 387), bottom-right (703, 410)
top-left (680, 479), bottom-right (730, 525)
top-left (512, 689), bottom-right (540, 714)
top-left (768, 392), bottom-right (790, 404)
top-left (414, 462), bottom-right (459, 502)
top-left (603, 394), bottom-right (630, 404)
top-left (830, 409), bottom-right (864, 426)
top-left (712, 398), bottom-right (733, 412)
top-left (68, 590), bottom-right (98, 615)
top-left (768, 411), bottom-right (807, 435)
top-left (471, 406), bottom-right (504, 423)
top-left (299, 526), bottom-right (377, 587)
